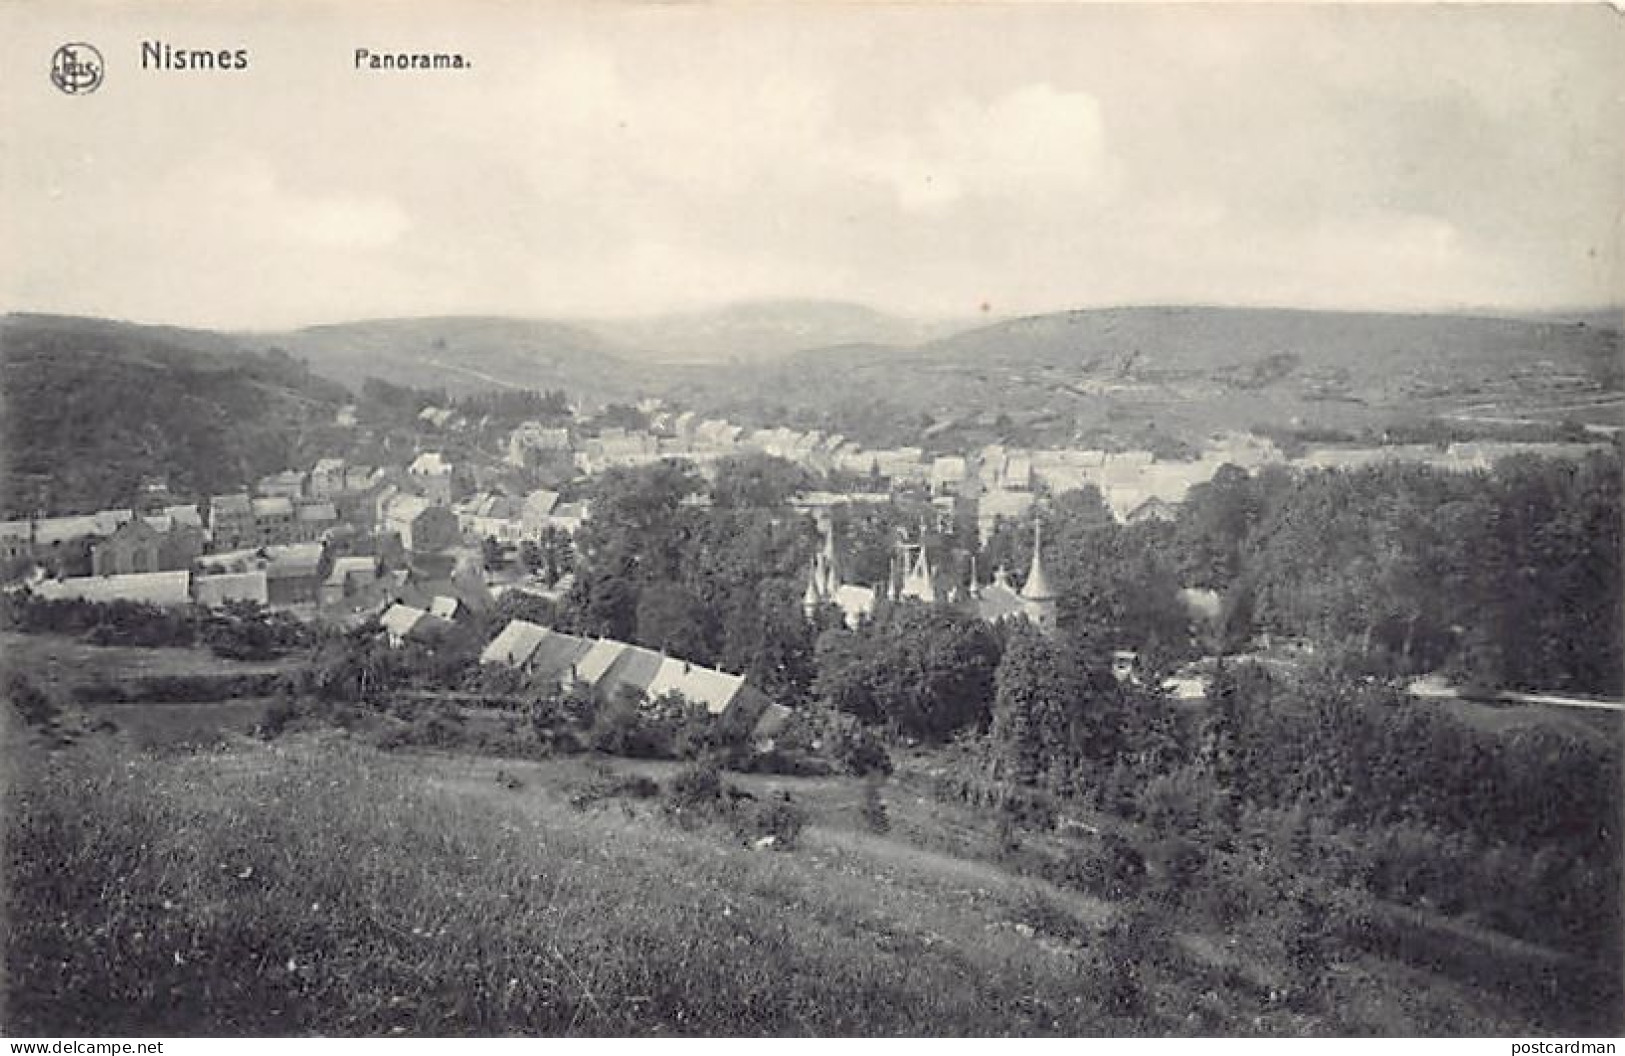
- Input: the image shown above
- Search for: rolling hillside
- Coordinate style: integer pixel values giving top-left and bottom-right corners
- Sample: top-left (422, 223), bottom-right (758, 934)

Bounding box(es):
top-left (0, 314), bottom-right (349, 518)
top-left (6, 305), bottom-right (1617, 515)
top-left (579, 299), bottom-right (967, 365)
top-left (703, 306), bottom-right (1624, 446)
top-left (251, 316), bottom-right (655, 401)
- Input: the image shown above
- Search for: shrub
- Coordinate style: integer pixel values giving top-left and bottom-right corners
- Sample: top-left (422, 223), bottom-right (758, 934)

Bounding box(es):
top-left (260, 696), bottom-right (305, 739)
top-left (860, 778), bottom-right (891, 834)
top-left (741, 796), bottom-right (808, 849)
top-left (732, 748), bottom-right (836, 777)
top-left (1064, 832), bottom-right (1146, 902)
top-left (7, 674), bottom-right (60, 728)
top-left (833, 723), bottom-right (892, 777)
top-left (666, 761), bottom-right (725, 812)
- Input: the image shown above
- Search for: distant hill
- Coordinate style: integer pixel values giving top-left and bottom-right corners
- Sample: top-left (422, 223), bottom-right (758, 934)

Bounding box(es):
top-left (0, 314), bottom-right (349, 517)
top-left (249, 316), bottom-right (656, 402)
top-left (577, 299), bottom-right (967, 365)
top-left (5, 306), bottom-right (1617, 516)
top-left (695, 305), bottom-right (1624, 445)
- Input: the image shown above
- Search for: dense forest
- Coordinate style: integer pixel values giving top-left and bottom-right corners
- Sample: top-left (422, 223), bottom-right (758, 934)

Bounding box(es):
top-left (0, 315), bottom-right (347, 516)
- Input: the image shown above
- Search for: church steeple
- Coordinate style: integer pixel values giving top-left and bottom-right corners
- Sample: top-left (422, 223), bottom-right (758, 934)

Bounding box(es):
top-left (819, 517), bottom-right (841, 596)
top-left (1020, 522), bottom-right (1057, 633)
top-left (899, 542), bottom-right (937, 604)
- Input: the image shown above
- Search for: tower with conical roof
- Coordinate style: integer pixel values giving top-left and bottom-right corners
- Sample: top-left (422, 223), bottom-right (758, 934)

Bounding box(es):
top-left (1020, 522), bottom-right (1057, 634)
top-left (803, 517), bottom-right (841, 619)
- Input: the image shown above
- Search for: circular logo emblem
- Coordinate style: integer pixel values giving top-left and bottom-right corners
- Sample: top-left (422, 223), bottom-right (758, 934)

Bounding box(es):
top-left (50, 42), bottom-right (104, 95)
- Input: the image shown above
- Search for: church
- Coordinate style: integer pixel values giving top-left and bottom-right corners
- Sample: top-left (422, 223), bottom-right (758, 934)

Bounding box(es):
top-left (802, 518), bottom-right (1057, 634)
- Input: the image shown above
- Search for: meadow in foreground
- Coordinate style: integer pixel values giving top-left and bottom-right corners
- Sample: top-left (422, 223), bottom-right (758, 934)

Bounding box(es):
top-left (1, 728), bottom-right (1554, 1036)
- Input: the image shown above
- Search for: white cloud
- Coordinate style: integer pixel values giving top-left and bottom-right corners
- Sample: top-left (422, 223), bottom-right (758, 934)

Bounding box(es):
top-left (163, 151), bottom-right (410, 252)
top-left (857, 84), bottom-right (1115, 213)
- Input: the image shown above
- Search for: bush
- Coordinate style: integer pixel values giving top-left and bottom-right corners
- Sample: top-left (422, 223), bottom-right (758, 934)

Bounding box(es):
top-left (860, 779), bottom-right (890, 834)
top-left (7, 675), bottom-right (61, 728)
top-left (260, 696), bottom-right (305, 739)
top-left (732, 747), bottom-right (836, 777)
top-left (666, 761), bottom-right (725, 812)
top-left (833, 723), bottom-right (892, 777)
top-left (741, 796), bottom-right (808, 849)
top-left (1064, 833), bottom-right (1146, 902)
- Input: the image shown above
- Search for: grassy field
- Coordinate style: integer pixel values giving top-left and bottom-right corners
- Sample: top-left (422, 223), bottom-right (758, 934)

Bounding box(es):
top-left (3, 724), bottom-right (1554, 1037)
top-left (0, 632), bottom-right (298, 686)
top-left (1, 632), bottom-right (292, 747)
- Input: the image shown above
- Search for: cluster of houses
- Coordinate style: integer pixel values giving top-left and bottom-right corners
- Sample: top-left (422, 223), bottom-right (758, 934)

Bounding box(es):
top-left (475, 618), bottom-right (784, 738)
top-left (3, 442), bottom-right (584, 613)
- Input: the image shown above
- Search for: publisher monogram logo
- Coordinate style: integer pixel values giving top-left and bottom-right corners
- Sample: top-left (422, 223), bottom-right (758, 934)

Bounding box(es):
top-left (50, 42), bottom-right (104, 95)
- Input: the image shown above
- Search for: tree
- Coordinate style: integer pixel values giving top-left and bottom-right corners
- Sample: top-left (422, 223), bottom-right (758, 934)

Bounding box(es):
top-left (710, 452), bottom-right (814, 509)
top-left (576, 461), bottom-right (703, 583)
top-left (814, 604), bottom-right (1000, 741)
top-left (634, 580), bottom-right (717, 663)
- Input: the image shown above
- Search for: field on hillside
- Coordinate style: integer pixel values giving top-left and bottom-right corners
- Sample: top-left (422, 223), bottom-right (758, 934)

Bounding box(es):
top-left (1, 632), bottom-right (293, 746)
top-left (2, 728), bottom-right (1566, 1037)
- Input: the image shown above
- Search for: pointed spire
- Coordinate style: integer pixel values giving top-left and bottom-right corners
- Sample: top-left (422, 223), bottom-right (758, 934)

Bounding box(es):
top-left (820, 516), bottom-right (841, 594)
top-left (1021, 522), bottom-right (1056, 601)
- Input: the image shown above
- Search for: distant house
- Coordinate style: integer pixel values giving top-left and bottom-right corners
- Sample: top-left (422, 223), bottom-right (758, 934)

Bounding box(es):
top-left (0, 521), bottom-right (32, 565)
top-left (146, 504), bottom-right (205, 531)
top-left (295, 500), bottom-right (339, 542)
top-left (91, 517), bottom-right (203, 576)
top-left (480, 619), bottom-right (553, 668)
top-left (457, 493), bottom-right (525, 544)
top-left (378, 603), bottom-right (452, 647)
top-left (547, 502), bottom-right (588, 536)
top-left (479, 621), bottom-right (594, 689)
top-left (383, 493), bottom-right (459, 554)
top-left (309, 458), bottom-right (348, 498)
top-left (90, 518), bottom-right (163, 576)
top-left (476, 620), bottom-right (769, 728)
top-left (506, 423), bottom-right (572, 468)
top-left (1124, 496), bottom-right (1181, 525)
top-left (209, 493), bottom-right (256, 550)
top-left (34, 570), bottom-right (192, 607)
top-left (251, 496), bottom-right (298, 547)
top-left (521, 490), bottom-right (561, 535)
top-left (257, 470), bottom-right (307, 499)
top-left (930, 456), bottom-right (968, 497)
top-left (975, 489), bottom-right (1035, 543)
top-left (321, 555), bottom-right (379, 606)
top-left (575, 639), bottom-right (666, 704)
top-left (972, 566), bottom-right (1029, 625)
top-left (193, 570), bottom-right (270, 608)
top-left (407, 452), bottom-right (454, 505)
top-left (643, 657), bottom-right (770, 730)
top-left (263, 543), bottom-right (327, 606)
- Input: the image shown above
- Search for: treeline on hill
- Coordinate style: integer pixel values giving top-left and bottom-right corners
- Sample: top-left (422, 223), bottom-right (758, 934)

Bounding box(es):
top-left (1175, 450), bottom-right (1623, 695)
top-left (981, 448), bottom-right (1623, 695)
top-left (0, 316), bottom-right (350, 517)
top-left (970, 627), bottom-right (1620, 1028)
top-left (358, 377), bottom-right (572, 425)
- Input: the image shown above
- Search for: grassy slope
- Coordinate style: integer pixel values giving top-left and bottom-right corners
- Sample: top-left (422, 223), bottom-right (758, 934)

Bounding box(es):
top-left (258, 318), bottom-right (660, 402)
top-left (3, 732), bottom-right (1542, 1037)
top-left (718, 307), bottom-right (1623, 440)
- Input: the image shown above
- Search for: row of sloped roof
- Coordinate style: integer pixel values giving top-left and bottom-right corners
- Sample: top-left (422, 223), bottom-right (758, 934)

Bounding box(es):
top-left (479, 620), bottom-right (760, 717)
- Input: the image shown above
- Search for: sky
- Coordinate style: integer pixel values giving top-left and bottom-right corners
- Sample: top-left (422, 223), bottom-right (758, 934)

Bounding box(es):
top-left (1, 2), bottom-right (1622, 329)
